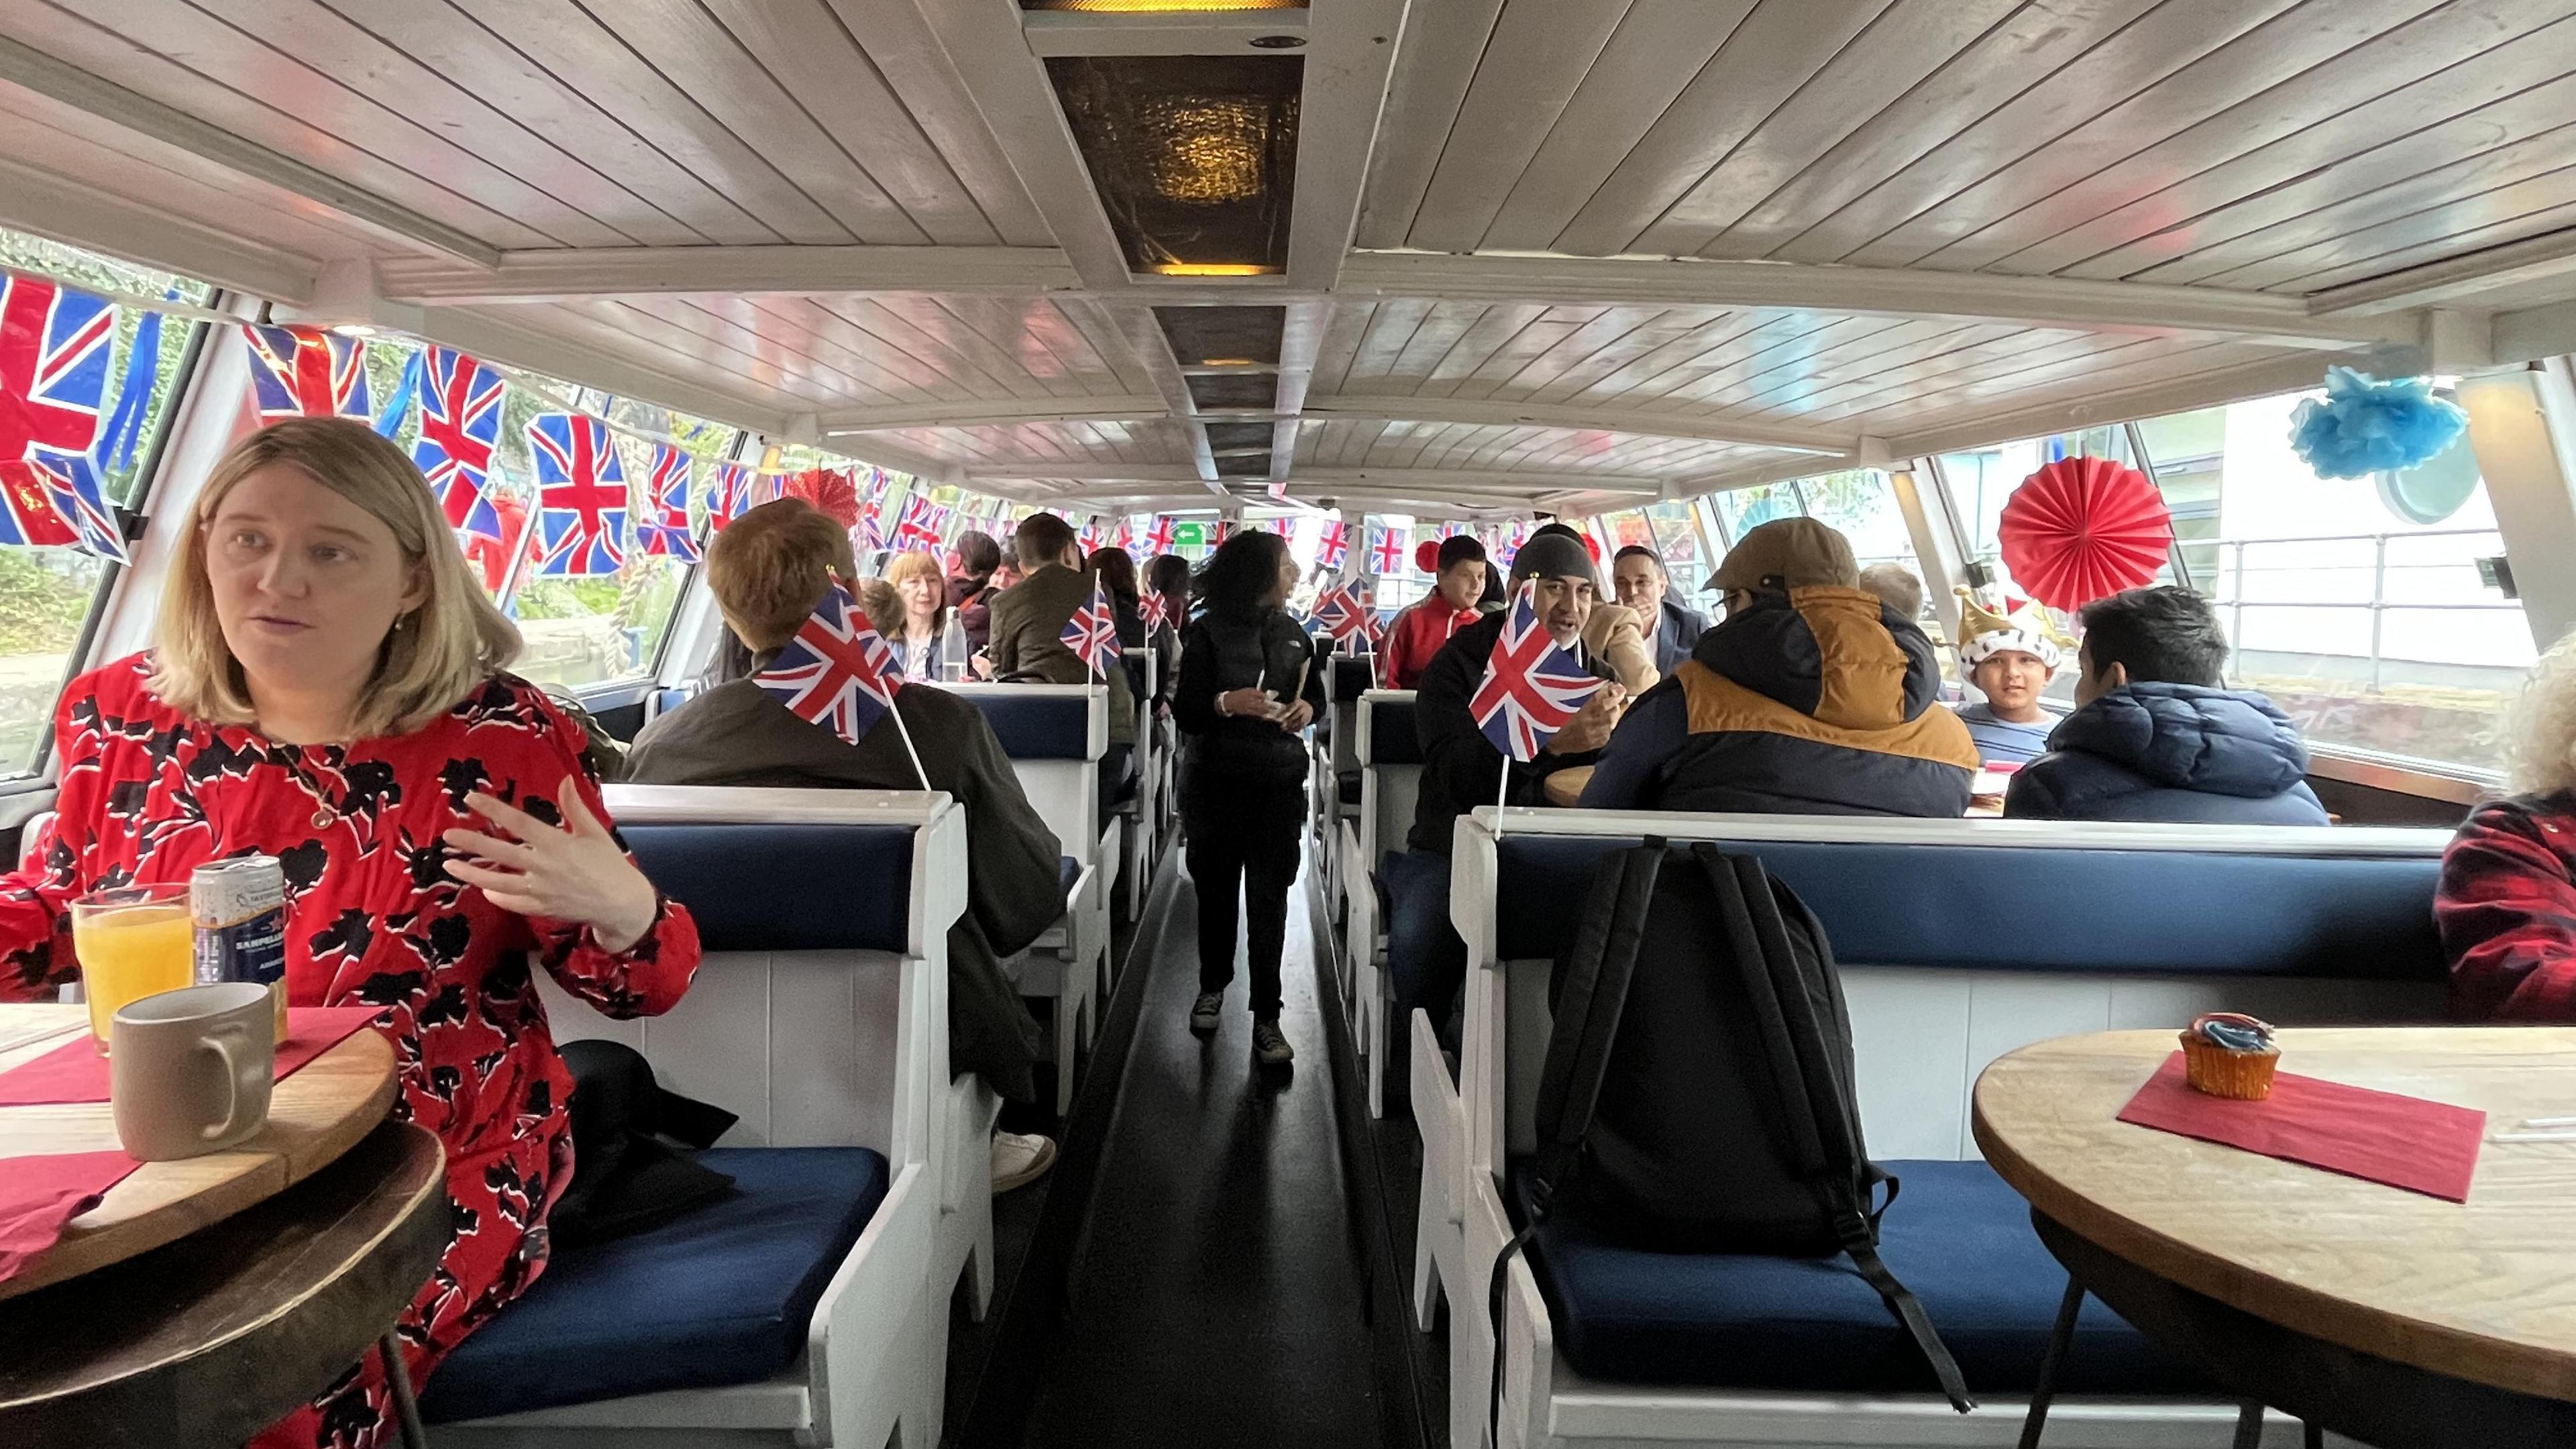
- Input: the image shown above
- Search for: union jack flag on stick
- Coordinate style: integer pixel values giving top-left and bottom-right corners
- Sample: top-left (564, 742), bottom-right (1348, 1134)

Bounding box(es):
top-left (1062, 576), bottom-right (1122, 681)
top-left (527, 413), bottom-right (627, 576)
top-left (244, 323), bottom-right (371, 421)
top-left (0, 275), bottom-right (115, 554)
top-left (1369, 525), bottom-right (1407, 576)
top-left (639, 443), bottom-right (699, 562)
top-left (1471, 582), bottom-right (1607, 833)
top-left (1144, 515), bottom-right (1176, 554)
top-left (1316, 519), bottom-right (1349, 572)
top-left (753, 576), bottom-right (930, 788)
top-left (1311, 580), bottom-right (1370, 651)
top-left (1139, 588), bottom-right (1169, 636)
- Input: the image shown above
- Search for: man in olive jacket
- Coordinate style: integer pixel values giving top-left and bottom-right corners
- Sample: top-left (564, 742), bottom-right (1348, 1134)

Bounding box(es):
top-left (625, 500), bottom-right (1053, 1109)
top-left (984, 511), bottom-right (1137, 821)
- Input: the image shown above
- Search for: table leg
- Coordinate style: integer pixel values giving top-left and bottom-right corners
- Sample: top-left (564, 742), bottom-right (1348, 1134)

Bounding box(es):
top-left (2016, 1276), bottom-right (2087, 1449)
top-left (380, 1332), bottom-right (428, 1449)
top-left (2302, 1422), bottom-right (2322, 1449)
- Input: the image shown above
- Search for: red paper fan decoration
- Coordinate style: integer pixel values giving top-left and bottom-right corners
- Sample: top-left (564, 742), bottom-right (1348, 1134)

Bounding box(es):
top-left (1996, 455), bottom-right (2173, 612)
top-left (1415, 539), bottom-right (1442, 574)
top-left (784, 468), bottom-right (860, 529)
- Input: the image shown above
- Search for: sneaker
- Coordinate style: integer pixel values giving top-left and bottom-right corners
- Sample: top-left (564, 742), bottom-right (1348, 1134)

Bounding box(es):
top-left (991, 1130), bottom-right (1057, 1193)
top-left (1252, 1020), bottom-right (1294, 1066)
top-left (1189, 991), bottom-right (1224, 1033)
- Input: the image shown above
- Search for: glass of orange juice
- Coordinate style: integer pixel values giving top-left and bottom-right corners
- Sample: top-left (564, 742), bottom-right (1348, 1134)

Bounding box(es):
top-left (69, 885), bottom-right (195, 1052)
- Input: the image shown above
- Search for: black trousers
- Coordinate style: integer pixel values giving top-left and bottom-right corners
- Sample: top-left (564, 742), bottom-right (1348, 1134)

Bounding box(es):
top-left (1182, 773), bottom-right (1305, 1020)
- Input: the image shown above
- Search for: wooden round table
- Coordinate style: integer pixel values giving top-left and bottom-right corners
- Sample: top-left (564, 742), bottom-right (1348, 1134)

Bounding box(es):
top-left (0, 1004), bottom-right (400, 1300)
top-left (1974, 1027), bottom-right (2576, 1446)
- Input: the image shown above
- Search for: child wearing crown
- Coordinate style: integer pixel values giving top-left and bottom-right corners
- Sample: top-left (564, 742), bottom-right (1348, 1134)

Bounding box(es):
top-left (1955, 588), bottom-right (2065, 766)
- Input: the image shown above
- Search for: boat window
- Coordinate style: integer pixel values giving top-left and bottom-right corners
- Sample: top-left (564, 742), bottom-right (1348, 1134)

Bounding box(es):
top-left (1937, 396), bottom-right (2528, 776)
top-left (0, 228), bottom-right (213, 782)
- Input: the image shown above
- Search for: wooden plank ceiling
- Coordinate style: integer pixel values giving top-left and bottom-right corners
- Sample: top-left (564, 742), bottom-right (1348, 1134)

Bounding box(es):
top-left (0, 0), bottom-right (2572, 515)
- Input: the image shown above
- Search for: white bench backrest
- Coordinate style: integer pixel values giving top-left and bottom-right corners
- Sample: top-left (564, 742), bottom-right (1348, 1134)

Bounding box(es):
top-left (1356, 690), bottom-right (1420, 874)
top-left (928, 682), bottom-right (1105, 866)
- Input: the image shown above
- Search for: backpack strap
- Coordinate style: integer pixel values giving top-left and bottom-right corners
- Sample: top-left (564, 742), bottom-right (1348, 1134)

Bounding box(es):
top-left (1688, 846), bottom-right (1834, 1176)
top-left (1494, 840), bottom-right (1665, 1447)
top-left (1836, 1210), bottom-right (1975, 1412)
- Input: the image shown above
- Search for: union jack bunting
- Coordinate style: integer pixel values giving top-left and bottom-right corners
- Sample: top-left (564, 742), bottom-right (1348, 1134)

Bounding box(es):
top-left (0, 275), bottom-right (115, 552)
top-left (1144, 515), bottom-right (1176, 554)
top-left (1061, 576), bottom-right (1122, 680)
top-left (754, 579), bottom-right (900, 746)
top-left (1077, 518), bottom-right (1103, 552)
top-left (243, 323), bottom-right (371, 421)
top-left (527, 413), bottom-right (628, 576)
top-left (706, 463), bottom-right (755, 534)
top-left (1470, 582), bottom-right (1607, 763)
top-left (1139, 588), bottom-right (1169, 635)
top-left (411, 346), bottom-right (505, 555)
top-left (1316, 519), bottom-right (1349, 572)
top-left (892, 494), bottom-right (945, 551)
top-left (1369, 525), bottom-right (1407, 576)
top-left (28, 452), bottom-right (126, 563)
top-left (638, 443), bottom-right (698, 561)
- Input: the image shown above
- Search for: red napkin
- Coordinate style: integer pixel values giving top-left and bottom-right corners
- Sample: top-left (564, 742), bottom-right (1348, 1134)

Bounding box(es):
top-left (0, 1006), bottom-right (382, 1108)
top-left (2117, 1052), bottom-right (2485, 1202)
top-left (0, 1150), bottom-right (142, 1285)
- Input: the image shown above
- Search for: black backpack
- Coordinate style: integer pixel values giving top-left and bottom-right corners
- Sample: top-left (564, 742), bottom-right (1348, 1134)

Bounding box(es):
top-left (1488, 839), bottom-right (1972, 1423)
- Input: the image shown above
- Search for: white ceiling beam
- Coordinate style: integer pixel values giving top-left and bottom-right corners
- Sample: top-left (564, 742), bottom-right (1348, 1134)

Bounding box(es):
top-left (1880, 351), bottom-right (2351, 463)
top-left (412, 307), bottom-right (792, 442)
top-left (376, 246), bottom-right (1082, 304)
top-left (907, 0), bottom-right (1134, 291)
top-left (0, 154), bottom-right (320, 305)
top-left (1338, 251), bottom-right (2412, 352)
top-left (1285, 0), bottom-right (1412, 291)
top-left (818, 394), bottom-right (1169, 435)
top-left (1269, 299), bottom-right (1328, 489)
top-left (2495, 299), bottom-right (2576, 368)
top-left (954, 461), bottom-right (1663, 494)
top-left (816, 432), bottom-right (963, 486)
top-left (2308, 228), bottom-right (2576, 317)
top-left (1303, 394), bottom-right (1852, 454)
top-left (0, 34), bottom-right (501, 269)
top-left (1022, 10), bottom-right (1308, 56)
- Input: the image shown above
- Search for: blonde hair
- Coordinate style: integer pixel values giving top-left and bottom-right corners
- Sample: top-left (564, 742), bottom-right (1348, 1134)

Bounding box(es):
top-left (153, 418), bottom-right (520, 738)
top-left (883, 550), bottom-right (947, 642)
top-left (2503, 633), bottom-right (2576, 796)
top-left (704, 498), bottom-right (856, 651)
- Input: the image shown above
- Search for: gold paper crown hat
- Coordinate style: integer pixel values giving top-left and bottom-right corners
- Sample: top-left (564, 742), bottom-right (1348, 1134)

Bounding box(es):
top-left (1954, 586), bottom-right (2063, 670)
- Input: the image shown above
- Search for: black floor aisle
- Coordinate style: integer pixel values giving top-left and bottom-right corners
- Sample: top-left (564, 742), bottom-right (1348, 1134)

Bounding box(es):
top-left (1014, 849), bottom-right (1384, 1449)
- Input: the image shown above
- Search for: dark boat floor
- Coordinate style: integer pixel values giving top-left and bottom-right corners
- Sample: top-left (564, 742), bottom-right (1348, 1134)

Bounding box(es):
top-left (946, 834), bottom-right (1443, 1449)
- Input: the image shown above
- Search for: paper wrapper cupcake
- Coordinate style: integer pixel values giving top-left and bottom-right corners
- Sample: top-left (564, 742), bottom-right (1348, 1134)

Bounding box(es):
top-left (2180, 1012), bottom-right (2279, 1100)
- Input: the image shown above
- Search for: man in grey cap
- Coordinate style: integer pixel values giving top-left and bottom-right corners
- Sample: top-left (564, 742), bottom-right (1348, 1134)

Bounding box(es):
top-left (1578, 518), bottom-right (1977, 814)
top-left (1380, 529), bottom-right (1626, 1025)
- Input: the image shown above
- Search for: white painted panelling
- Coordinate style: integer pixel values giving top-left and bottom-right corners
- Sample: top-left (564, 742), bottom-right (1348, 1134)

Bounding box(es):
top-left (636, 951), bottom-right (779, 1146)
top-left (1841, 966), bottom-right (1972, 1163)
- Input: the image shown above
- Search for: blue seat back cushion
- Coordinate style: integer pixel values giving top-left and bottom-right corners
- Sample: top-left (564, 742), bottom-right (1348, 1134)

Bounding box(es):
top-left (1334, 656), bottom-right (1375, 702)
top-left (421, 1146), bottom-right (891, 1422)
top-left (1060, 854), bottom-right (1081, 896)
top-left (1368, 699), bottom-right (1422, 765)
top-left (965, 694), bottom-right (1093, 760)
top-left (1528, 1160), bottom-right (2203, 1395)
top-left (629, 826), bottom-right (911, 954)
top-left (1493, 835), bottom-right (2440, 981)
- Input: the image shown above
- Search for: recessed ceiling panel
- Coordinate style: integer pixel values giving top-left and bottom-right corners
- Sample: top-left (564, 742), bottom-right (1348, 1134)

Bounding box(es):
top-left (1156, 305), bottom-right (1285, 366)
top-left (1049, 54), bottom-right (1301, 274)
top-left (1187, 372), bottom-right (1279, 409)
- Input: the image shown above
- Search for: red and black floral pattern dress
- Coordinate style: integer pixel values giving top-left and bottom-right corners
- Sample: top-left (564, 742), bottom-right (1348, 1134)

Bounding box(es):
top-left (0, 653), bottom-right (702, 1448)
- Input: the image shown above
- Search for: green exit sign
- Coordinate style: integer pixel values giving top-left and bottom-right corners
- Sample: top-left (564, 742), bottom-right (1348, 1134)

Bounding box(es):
top-left (1173, 521), bottom-right (1207, 547)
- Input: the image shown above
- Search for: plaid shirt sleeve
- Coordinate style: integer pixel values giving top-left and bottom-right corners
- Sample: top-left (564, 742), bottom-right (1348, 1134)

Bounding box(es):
top-left (2438, 797), bottom-right (2576, 1021)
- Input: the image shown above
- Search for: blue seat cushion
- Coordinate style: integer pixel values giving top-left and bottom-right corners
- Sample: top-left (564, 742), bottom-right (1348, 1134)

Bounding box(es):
top-left (1527, 1160), bottom-right (2203, 1395)
top-left (1060, 855), bottom-right (1082, 898)
top-left (629, 825), bottom-right (913, 953)
top-left (421, 1147), bottom-right (891, 1423)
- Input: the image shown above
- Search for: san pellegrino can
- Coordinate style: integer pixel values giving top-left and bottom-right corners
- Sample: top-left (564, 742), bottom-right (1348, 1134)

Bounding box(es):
top-left (192, 855), bottom-right (288, 1040)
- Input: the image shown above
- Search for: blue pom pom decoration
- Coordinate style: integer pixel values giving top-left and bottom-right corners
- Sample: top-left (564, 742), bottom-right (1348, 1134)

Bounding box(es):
top-left (2286, 367), bottom-right (2469, 480)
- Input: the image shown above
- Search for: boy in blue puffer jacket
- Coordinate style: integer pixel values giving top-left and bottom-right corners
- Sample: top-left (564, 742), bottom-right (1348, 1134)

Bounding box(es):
top-left (2005, 585), bottom-right (2328, 825)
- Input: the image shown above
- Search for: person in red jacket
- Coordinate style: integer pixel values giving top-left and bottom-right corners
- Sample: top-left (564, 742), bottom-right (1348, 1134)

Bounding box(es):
top-left (1383, 535), bottom-right (1488, 689)
top-left (1, 420), bottom-right (701, 1448)
top-left (2440, 637), bottom-right (2576, 1020)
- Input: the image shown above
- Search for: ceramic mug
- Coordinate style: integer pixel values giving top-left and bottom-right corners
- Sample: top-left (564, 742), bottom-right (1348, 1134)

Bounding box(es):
top-left (110, 981), bottom-right (275, 1161)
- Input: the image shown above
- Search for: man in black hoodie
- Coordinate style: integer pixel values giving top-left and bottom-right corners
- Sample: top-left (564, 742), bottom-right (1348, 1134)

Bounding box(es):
top-left (2005, 586), bottom-right (2328, 824)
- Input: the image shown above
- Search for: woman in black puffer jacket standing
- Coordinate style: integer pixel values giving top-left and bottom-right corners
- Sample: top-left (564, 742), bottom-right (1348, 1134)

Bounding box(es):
top-left (1173, 529), bottom-right (1324, 1066)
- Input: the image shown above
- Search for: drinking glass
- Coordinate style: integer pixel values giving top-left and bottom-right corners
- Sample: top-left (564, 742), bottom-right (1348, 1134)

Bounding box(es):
top-left (69, 884), bottom-right (195, 1052)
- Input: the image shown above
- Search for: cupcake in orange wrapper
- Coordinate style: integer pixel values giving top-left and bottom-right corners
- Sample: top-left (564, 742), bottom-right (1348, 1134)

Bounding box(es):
top-left (2181, 1012), bottom-right (2279, 1099)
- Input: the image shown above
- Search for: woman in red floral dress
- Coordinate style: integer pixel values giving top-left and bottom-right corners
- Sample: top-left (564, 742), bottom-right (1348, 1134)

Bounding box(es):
top-left (0, 419), bottom-right (702, 1447)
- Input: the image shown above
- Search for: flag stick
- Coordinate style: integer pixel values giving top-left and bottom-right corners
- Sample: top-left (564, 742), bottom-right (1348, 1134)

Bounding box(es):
top-left (888, 686), bottom-right (934, 793)
top-left (1494, 751), bottom-right (1511, 841)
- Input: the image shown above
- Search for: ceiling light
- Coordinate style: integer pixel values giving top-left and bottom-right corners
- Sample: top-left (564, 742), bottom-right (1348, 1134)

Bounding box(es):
top-left (1023, 0), bottom-right (1304, 11)
top-left (330, 323), bottom-right (377, 337)
top-left (1151, 263), bottom-right (1278, 277)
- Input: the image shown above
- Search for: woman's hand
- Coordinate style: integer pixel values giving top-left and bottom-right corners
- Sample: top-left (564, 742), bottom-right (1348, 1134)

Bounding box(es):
top-left (443, 786), bottom-right (660, 953)
top-left (1217, 686), bottom-right (1275, 719)
top-left (1275, 699), bottom-right (1315, 733)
